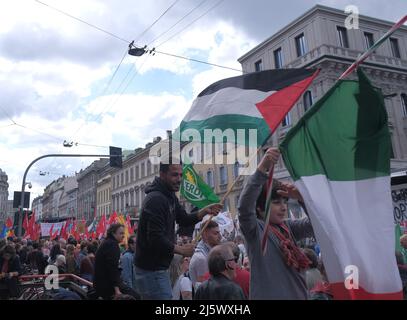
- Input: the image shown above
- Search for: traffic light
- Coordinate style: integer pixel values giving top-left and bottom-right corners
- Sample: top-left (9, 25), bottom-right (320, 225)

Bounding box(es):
top-left (109, 146), bottom-right (122, 168)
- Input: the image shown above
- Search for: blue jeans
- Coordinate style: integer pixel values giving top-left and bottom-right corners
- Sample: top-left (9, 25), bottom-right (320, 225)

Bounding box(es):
top-left (134, 267), bottom-right (172, 300)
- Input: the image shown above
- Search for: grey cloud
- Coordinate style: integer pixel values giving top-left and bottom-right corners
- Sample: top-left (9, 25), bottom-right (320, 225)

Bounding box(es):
top-left (207, 0), bottom-right (406, 43)
top-left (0, 79), bottom-right (79, 121)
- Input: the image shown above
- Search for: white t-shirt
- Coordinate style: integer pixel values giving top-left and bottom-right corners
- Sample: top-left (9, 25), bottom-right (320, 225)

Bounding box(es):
top-left (172, 274), bottom-right (193, 300)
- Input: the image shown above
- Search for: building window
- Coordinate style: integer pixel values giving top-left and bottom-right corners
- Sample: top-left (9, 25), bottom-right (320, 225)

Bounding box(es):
top-left (219, 166), bottom-right (227, 185)
top-left (295, 33), bottom-right (307, 57)
top-left (135, 166), bottom-right (139, 180)
top-left (154, 165), bottom-right (159, 174)
top-left (337, 26), bottom-right (349, 48)
top-left (112, 176), bottom-right (116, 189)
top-left (120, 173), bottom-right (124, 186)
top-left (130, 168), bottom-right (134, 182)
top-left (401, 93), bottom-right (407, 117)
top-left (282, 112), bottom-right (291, 127)
top-left (303, 90), bottom-right (313, 112)
top-left (390, 38), bottom-right (401, 58)
top-left (233, 162), bottom-right (240, 178)
top-left (141, 163), bottom-right (145, 177)
top-left (125, 170), bottom-right (129, 184)
top-left (135, 189), bottom-right (139, 207)
top-left (147, 160), bottom-right (151, 176)
top-left (254, 59), bottom-right (262, 72)
top-left (274, 48), bottom-right (283, 69)
top-left (206, 171), bottom-right (214, 188)
top-left (364, 32), bottom-right (374, 50)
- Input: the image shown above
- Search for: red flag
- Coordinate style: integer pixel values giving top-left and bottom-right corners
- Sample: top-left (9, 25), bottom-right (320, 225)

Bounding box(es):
top-left (49, 224), bottom-right (55, 240)
top-left (60, 219), bottom-right (69, 240)
top-left (126, 215), bottom-right (134, 234)
top-left (34, 223), bottom-right (41, 241)
top-left (5, 217), bottom-right (13, 229)
top-left (22, 213), bottom-right (29, 236)
top-left (96, 214), bottom-right (106, 238)
top-left (27, 211), bottom-right (36, 239)
top-left (108, 212), bottom-right (118, 225)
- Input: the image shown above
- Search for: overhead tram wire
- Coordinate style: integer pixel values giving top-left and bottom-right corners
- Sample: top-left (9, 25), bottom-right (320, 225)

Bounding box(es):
top-left (70, 48), bottom-right (129, 140)
top-left (34, 0), bottom-right (132, 140)
top-left (146, 0), bottom-right (209, 47)
top-left (34, 0), bottom-right (130, 44)
top-left (0, 105), bottom-right (17, 125)
top-left (133, 0), bottom-right (182, 45)
top-left (34, 0), bottom-right (240, 74)
top-left (154, 0), bottom-right (226, 49)
top-left (68, 0), bottom-right (181, 141)
top-left (34, 0), bottom-right (242, 139)
top-left (82, 54), bottom-right (151, 130)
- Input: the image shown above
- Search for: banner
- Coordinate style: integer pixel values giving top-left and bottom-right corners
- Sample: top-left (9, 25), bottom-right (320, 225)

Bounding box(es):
top-left (40, 222), bottom-right (65, 237)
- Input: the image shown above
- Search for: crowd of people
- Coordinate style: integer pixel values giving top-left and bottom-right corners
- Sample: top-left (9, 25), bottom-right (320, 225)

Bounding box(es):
top-left (1, 148), bottom-right (407, 300)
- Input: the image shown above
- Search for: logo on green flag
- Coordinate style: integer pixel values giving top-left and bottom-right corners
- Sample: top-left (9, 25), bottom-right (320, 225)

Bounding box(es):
top-left (181, 164), bottom-right (220, 209)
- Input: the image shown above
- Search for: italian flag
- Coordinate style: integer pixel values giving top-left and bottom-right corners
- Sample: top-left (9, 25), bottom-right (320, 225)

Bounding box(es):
top-left (177, 69), bottom-right (319, 146)
top-left (280, 68), bottom-right (403, 299)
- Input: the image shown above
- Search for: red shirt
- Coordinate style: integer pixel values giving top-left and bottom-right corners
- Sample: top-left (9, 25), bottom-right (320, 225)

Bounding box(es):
top-left (202, 267), bottom-right (250, 299)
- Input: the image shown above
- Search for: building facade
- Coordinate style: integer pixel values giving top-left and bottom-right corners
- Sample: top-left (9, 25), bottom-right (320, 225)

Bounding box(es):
top-left (77, 159), bottom-right (109, 223)
top-left (42, 175), bottom-right (77, 220)
top-left (96, 164), bottom-right (113, 217)
top-left (31, 196), bottom-right (43, 221)
top-left (238, 4), bottom-right (407, 179)
top-left (58, 176), bottom-right (78, 219)
top-left (0, 169), bottom-right (9, 226)
top-left (111, 137), bottom-right (162, 218)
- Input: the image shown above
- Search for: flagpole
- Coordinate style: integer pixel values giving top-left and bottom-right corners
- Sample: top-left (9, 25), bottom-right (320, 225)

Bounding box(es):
top-left (192, 68), bottom-right (321, 243)
top-left (339, 15), bottom-right (407, 80)
top-left (194, 135), bottom-right (274, 243)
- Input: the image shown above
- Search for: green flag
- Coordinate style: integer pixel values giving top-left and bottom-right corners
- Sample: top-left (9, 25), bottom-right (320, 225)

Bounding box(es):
top-left (180, 163), bottom-right (220, 209)
top-left (280, 68), bottom-right (402, 299)
top-left (395, 223), bottom-right (403, 253)
top-left (395, 223), bottom-right (407, 264)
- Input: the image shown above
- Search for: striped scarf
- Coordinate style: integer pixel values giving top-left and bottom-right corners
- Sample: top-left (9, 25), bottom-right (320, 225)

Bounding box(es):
top-left (268, 223), bottom-right (310, 271)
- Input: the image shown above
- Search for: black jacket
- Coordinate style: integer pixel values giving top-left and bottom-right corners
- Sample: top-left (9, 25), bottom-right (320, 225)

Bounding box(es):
top-left (94, 236), bottom-right (121, 299)
top-left (195, 274), bottom-right (246, 300)
top-left (135, 177), bottom-right (200, 271)
top-left (0, 255), bottom-right (21, 275)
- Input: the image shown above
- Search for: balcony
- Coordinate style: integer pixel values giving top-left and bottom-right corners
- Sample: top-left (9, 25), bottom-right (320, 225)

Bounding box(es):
top-left (285, 44), bottom-right (407, 71)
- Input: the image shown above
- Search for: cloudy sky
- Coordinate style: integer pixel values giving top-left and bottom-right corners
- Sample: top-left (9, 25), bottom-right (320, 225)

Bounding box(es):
top-left (0, 0), bottom-right (405, 200)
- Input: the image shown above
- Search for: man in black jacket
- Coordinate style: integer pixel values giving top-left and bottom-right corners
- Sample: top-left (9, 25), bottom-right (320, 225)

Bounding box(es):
top-left (94, 224), bottom-right (139, 300)
top-left (135, 161), bottom-right (222, 300)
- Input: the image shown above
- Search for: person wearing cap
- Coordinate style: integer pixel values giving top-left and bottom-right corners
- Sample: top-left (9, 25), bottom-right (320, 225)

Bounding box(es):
top-left (238, 147), bottom-right (314, 300)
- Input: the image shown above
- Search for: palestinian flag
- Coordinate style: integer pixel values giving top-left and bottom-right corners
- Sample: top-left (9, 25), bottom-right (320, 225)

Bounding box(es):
top-left (177, 69), bottom-right (319, 146)
top-left (280, 68), bottom-right (403, 299)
